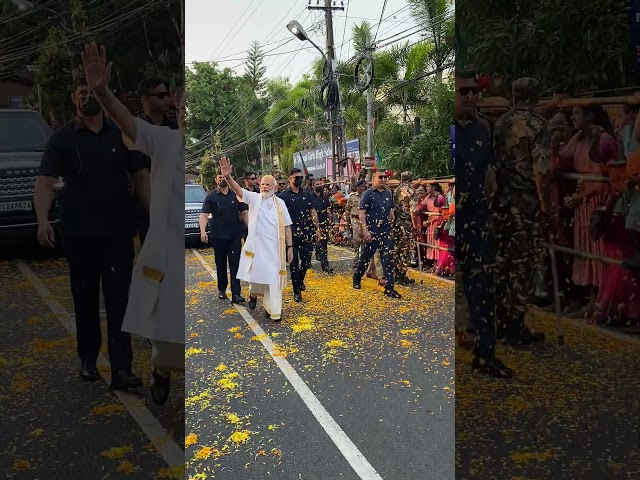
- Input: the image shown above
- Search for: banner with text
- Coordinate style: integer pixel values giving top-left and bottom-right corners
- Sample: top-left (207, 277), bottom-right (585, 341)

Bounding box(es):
top-left (294, 139), bottom-right (361, 178)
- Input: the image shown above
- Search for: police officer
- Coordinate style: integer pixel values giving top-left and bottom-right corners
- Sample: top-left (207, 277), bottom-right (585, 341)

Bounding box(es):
top-left (279, 168), bottom-right (322, 302)
top-left (393, 171), bottom-right (417, 285)
top-left (492, 77), bottom-right (549, 346)
top-left (344, 179), bottom-right (366, 269)
top-left (311, 179), bottom-right (333, 273)
top-left (199, 174), bottom-right (248, 304)
top-left (455, 67), bottom-right (511, 378)
top-left (352, 171), bottom-right (401, 298)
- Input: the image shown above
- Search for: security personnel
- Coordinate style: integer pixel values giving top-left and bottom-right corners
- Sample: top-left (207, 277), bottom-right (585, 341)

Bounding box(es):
top-left (393, 171), bottom-right (417, 285)
top-left (492, 77), bottom-right (549, 346)
top-left (311, 179), bottom-right (333, 273)
top-left (344, 180), bottom-right (366, 269)
top-left (199, 174), bottom-right (248, 304)
top-left (455, 67), bottom-right (511, 378)
top-left (34, 75), bottom-right (147, 389)
top-left (352, 171), bottom-right (401, 298)
top-left (279, 168), bottom-right (322, 302)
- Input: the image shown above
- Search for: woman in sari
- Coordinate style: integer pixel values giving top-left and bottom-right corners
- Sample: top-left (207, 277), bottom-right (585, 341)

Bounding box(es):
top-left (417, 183), bottom-right (446, 269)
top-left (559, 105), bottom-right (615, 322)
top-left (435, 183), bottom-right (455, 276)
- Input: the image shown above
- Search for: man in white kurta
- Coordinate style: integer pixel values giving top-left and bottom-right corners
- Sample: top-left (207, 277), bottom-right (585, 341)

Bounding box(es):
top-left (220, 161), bottom-right (293, 321)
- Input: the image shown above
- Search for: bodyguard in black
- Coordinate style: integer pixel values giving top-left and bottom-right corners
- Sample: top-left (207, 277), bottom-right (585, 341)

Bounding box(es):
top-left (279, 168), bottom-right (322, 302)
top-left (199, 175), bottom-right (248, 303)
top-left (311, 179), bottom-right (333, 273)
top-left (352, 171), bottom-right (402, 298)
top-left (34, 77), bottom-right (148, 389)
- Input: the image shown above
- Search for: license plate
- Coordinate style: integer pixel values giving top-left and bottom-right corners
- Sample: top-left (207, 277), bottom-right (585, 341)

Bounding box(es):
top-left (0, 200), bottom-right (32, 212)
top-left (185, 223), bottom-right (198, 229)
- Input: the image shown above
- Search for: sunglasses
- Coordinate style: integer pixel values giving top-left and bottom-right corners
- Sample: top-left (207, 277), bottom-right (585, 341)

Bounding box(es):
top-left (147, 91), bottom-right (171, 99)
top-left (247, 177), bottom-right (257, 181)
top-left (457, 87), bottom-right (480, 96)
top-left (377, 175), bottom-right (388, 179)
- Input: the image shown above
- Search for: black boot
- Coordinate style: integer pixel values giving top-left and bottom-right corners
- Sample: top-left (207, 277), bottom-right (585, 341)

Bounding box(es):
top-left (110, 370), bottom-right (143, 390)
top-left (248, 295), bottom-right (257, 309)
top-left (80, 360), bottom-right (99, 382)
top-left (150, 370), bottom-right (171, 405)
top-left (472, 355), bottom-right (513, 379)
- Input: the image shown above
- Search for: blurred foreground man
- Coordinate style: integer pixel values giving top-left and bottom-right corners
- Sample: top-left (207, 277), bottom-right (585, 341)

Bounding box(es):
top-left (393, 171), bottom-right (417, 285)
top-left (455, 67), bottom-right (511, 379)
top-left (34, 74), bottom-right (147, 390)
top-left (220, 157), bottom-right (294, 321)
top-left (81, 42), bottom-right (185, 403)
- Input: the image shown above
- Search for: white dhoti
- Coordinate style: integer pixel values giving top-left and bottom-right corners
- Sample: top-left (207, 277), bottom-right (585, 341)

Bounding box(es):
top-left (248, 283), bottom-right (283, 320)
top-left (236, 189), bottom-right (292, 319)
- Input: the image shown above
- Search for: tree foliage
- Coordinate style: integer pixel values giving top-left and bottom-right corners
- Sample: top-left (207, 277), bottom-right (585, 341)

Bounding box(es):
top-left (457, 0), bottom-right (632, 93)
top-left (244, 40), bottom-right (267, 96)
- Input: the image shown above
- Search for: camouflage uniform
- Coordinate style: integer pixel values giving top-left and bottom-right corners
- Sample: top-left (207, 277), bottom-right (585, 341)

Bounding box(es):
top-left (393, 172), bottom-right (416, 282)
top-left (344, 188), bottom-right (363, 269)
top-left (492, 77), bottom-right (550, 338)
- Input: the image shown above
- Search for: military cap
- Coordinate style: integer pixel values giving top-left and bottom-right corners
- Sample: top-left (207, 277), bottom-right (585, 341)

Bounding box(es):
top-left (401, 171), bottom-right (413, 182)
top-left (512, 77), bottom-right (541, 99)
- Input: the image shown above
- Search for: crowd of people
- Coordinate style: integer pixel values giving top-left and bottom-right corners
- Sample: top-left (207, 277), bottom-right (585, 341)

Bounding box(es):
top-left (456, 66), bottom-right (640, 380)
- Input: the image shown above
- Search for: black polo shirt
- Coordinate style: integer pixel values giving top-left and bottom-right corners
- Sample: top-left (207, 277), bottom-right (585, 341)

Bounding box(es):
top-left (201, 189), bottom-right (247, 240)
top-left (455, 115), bottom-right (494, 225)
top-left (359, 186), bottom-right (394, 234)
top-left (310, 191), bottom-right (331, 225)
top-left (279, 187), bottom-right (315, 238)
top-left (38, 116), bottom-right (146, 238)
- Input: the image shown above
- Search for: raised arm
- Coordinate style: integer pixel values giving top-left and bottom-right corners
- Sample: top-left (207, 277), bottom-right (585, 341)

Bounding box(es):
top-left (81, 43), bottom-right (137, 143)
top-left (219, 156), bottom-right (244, 200)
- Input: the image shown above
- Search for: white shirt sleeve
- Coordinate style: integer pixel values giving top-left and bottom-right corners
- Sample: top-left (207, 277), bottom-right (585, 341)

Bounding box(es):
top-left (133, 117), bottom-right (175, 158)
top-left (279, 198), bottom-right (293, 227)
top-left (242, 189), bottom-right (260, 205)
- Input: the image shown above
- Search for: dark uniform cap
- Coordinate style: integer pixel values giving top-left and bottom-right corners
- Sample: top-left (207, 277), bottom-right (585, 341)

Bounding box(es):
top-left (355, 179), bottom-right (366, 187)
top-left (512, 77), bottom-right (541, 99)
top-left (401, 171), bottom-right (413, 182)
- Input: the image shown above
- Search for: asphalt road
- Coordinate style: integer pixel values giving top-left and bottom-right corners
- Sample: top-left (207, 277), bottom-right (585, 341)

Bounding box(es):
top-left (185, 244), bottom-right (455, 480)
top-left (0, 240), bottom-right (185, 480)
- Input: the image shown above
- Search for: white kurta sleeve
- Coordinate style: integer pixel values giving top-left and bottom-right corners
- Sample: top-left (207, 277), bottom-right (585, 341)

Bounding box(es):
top-left (280, 199), bottom-right (293, 227)
top-left (133, 117), bottom-right (174, 157)
top-left (242, 189), bottom-right (260, 205)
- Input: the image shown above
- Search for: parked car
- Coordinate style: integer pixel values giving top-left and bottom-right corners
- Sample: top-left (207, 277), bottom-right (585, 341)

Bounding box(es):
top-left (0, 109), bottom-right (59, 241)
top-left (185, 183), bottom-right (208, 243)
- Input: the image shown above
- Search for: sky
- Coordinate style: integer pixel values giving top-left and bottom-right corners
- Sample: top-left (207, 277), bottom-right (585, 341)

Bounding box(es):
top-left (185, 0), bottom-right (424, 84)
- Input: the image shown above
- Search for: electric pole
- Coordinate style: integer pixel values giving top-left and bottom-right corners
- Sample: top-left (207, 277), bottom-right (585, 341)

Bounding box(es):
top-left (365, 33), bottom-right (374, 182)
top-left (309, 0), bottom-right (344, 181)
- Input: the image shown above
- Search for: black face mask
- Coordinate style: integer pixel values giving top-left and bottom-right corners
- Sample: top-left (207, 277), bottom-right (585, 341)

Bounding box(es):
top-left (79, 95), bottom-right (102, 117)
top-left (314, 186), bottom-right (323, 193)
top-left (293, 177), bottom-right (303, 187)
top-left (218, 180), bottom-right (228, 188)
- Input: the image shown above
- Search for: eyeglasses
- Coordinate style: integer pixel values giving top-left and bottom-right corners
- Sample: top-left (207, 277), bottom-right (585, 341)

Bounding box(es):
top-left (456, 87), bottom-right (480, 96)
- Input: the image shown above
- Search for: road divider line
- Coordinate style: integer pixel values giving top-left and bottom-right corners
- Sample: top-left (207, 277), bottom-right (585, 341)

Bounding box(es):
top-left (16, 261), bottom-right (184, 468)
top-left (191, 249), bottom-right (384, 480)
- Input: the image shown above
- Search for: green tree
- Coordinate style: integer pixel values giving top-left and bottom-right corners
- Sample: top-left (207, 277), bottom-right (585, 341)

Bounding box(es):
top-left (244, 40), bottom-right (267, 96)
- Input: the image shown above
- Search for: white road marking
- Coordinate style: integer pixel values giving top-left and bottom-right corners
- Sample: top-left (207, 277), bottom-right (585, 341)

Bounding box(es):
top-left (191, 249), bottom-right (384, 480)
top-left (16, 261), bottom-right (184, 468)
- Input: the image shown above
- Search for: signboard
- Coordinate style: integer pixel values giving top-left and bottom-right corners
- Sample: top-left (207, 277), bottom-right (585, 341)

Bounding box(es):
top-left (294, 139), bottom-right (360, 178)
top-left (8, 96), bottom-right (23, 108)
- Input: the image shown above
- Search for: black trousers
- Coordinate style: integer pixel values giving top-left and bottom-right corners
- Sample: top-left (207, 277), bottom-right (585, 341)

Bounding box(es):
top-left (63, 234), bottom-right (134, 372)
top-left (290, 235), bottom-right (313, 293)
top-left (354, 231), bottom-right (395, 289)
top-left (457, 229), bottom-right (497, 359)
top-left (210, 237), bottom-right (242, 295)
top-left (314, 224), bottom-right (330, 268)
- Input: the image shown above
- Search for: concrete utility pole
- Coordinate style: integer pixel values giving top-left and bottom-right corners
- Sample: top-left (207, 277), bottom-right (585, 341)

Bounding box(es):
top-left (309, 0), bottom-right (344, 181)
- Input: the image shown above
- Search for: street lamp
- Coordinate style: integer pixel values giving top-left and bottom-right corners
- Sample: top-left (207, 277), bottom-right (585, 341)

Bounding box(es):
top-left (286, 20), bottom-right (326, 62)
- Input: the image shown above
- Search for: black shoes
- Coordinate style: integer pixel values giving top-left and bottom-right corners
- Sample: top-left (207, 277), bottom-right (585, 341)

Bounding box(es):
top-left (80, 360), bottom-right (99, 382)
top-left (231, 294), bottom-right (245, 304)
top-left (384, 288), bottom-right (402, 299)
top-left (301, 282), bottom-right (306, 292)
top-left (110, 370), bottom-right (143, 390)
top-left (322, 266), bottom-right (334, 274)
top-left (396, 275), bottom-right (415, 285)
top-left (293, 292), bottom-right (303, 303)
top-left (472, 355), bottom-right (513, 379)
top-left (353, 274), bottom-right (361, 289)
top-left (150, 370), bottom-right (171, 405)
top-left (248, 295), bottom-right (257, 310)
top-left (218, 290), bottom-right (227, 300)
